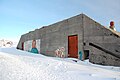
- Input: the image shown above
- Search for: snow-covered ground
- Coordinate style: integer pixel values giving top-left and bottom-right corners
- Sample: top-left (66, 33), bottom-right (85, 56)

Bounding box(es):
top-left (0, 47), bottom-right (120, 80)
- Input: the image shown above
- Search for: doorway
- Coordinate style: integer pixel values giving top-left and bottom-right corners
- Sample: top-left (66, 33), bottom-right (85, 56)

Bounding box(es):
top-left (68, 35), bottom-right (78, 58)
top-left (22, 42), bottom-right (24, 50)
top-left (84, 50), bottom-right (89, 59)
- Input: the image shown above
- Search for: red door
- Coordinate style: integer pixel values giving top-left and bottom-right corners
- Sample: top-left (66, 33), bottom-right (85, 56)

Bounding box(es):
top-left (22, 42), bottom-right (24, 50)
top-left (68, 35), bottom-right (78, 58)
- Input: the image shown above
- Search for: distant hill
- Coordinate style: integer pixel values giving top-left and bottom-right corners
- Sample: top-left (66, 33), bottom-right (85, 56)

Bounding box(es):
top-left (0, 39), bottom-right (14, 47)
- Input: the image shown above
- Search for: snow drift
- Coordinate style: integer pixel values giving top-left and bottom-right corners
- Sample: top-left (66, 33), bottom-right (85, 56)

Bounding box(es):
top-left (0, 47), bottom-right (120, 80)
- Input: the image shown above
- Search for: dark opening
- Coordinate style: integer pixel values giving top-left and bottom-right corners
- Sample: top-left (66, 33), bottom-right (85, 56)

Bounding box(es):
top-left (83, 42), bottom-right (86, 46)
top-left (84, 50), bottom-right (89, 59)
top-left (115, 50), bottom-right (119, 52)
top-left (22, 42), bottom-right (24, 50)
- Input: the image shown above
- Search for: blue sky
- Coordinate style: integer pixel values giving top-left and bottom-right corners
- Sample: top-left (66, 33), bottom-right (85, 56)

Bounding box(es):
top-left (0, 0), bottom-right (120, 41)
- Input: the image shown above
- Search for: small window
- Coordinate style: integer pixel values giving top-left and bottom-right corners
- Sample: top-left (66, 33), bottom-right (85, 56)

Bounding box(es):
top-left (84, 50), bottom-right (89, 59)
top-left (83, 43), bottom-right (86, 46)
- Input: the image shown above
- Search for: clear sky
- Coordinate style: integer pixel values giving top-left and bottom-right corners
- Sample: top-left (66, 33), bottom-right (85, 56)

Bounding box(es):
top-left (0, 0), bottom-right (120, 41)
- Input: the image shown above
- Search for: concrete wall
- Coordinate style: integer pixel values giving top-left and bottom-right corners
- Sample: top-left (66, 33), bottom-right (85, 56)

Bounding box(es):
top-left (17, 13), bottom-right (120, 66)
top-left (89, 46), bottom-right (120, 66)
top-left (17, 14), bottom-right (84, 58)
top-left (82, 14), bottom-right (120, 66)
top-left (38, 14), bottom-right (84, 57)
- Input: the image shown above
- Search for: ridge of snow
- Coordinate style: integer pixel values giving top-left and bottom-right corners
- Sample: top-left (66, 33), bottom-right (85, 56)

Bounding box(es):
top-left (0, 47), bottom-right (120, 80)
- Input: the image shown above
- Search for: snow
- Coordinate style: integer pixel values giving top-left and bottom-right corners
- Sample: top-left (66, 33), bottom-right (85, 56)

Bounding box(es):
top-left (0, 40), bottom-right (13, 47)
top-left (0, 47), bottom-right (120, 80)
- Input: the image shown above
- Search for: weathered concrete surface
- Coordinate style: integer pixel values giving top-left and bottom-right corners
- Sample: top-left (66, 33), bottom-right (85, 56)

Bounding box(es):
top-left (17, 14), bottom-right (120, 66)
top-left (83, 14), bottom-right (120, 66)
top-left (17, 14), bottom-right (84, 57)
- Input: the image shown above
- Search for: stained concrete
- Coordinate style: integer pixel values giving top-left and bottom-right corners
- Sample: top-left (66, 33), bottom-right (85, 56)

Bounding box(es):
top-left (17, 14), bottom-right (120, 66)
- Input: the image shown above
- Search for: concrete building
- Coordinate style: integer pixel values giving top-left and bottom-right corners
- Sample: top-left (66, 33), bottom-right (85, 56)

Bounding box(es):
top-left (17, 14), bottom-right (120, 66)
